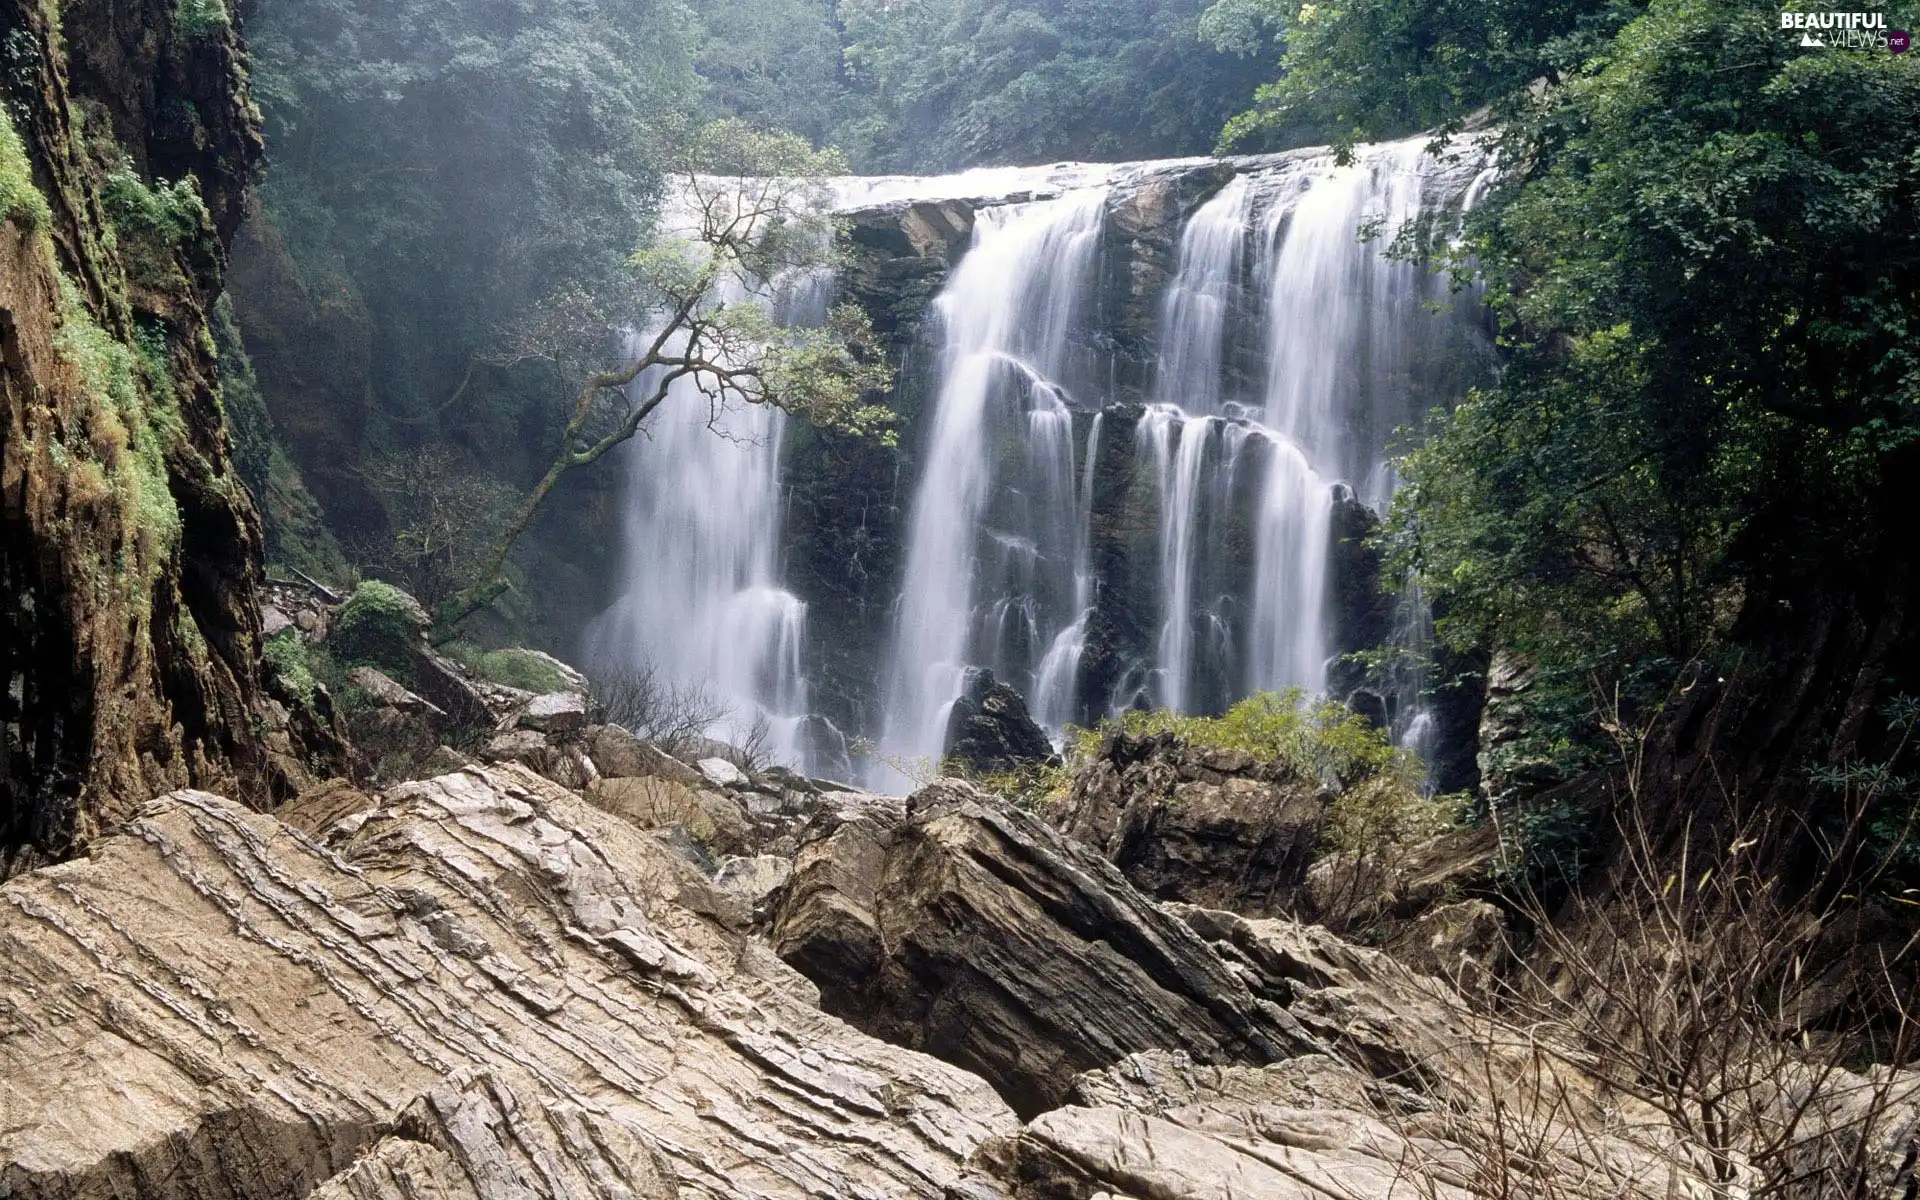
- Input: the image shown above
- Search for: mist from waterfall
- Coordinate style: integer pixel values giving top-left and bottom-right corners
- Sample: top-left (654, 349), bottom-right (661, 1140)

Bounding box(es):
top-left (878, 189), bottom-right (1108, 772)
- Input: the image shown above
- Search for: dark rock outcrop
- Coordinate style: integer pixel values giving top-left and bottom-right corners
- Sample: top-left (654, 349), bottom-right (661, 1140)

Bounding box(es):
top-left (943, 668), bottom-right (1055, 773)
top-left (1053, 730), bottom-right (1328, 915)
top-left (771, 781), bottom-right (1318, 1116)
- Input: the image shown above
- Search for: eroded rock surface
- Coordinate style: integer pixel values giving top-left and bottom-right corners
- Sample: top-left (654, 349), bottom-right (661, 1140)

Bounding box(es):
top-left (0, 764), bottom-right (1017, 1199)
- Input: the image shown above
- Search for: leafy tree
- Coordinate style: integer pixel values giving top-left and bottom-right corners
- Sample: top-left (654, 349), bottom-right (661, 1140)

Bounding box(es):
top-left (1205, 0), bottom-right (1642, 154)
top-left (1393, 0), bottom-right (1920, 744)
top-left (688, 0), bottom-right (862, 151)
top-left (838, 0), bottom-right (1271, 169)
top-left (439, 121), bottom-right (897, 627)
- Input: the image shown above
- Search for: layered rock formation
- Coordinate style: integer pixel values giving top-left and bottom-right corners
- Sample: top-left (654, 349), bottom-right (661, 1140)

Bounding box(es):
top-left (8, 710), bottom-right (1920, 1199)
top-left (0, 764), bottom-right (1018, 1199)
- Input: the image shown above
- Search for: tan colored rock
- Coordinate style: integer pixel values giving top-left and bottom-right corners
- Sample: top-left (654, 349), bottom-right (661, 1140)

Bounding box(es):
top-left (0, 765), bottom-right (1018, 1199)
top-left (714, 854), bottom-right (794, 911)
top-left (517, 690), bottom-right (589, 735)
top-left (585, 724), bottom-right (705, 786)
top-left (587, 775), bottom-right (752, 857)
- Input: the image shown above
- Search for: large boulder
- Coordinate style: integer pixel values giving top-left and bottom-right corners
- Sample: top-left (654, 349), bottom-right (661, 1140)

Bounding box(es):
top-left (1052, 730), bottom-right (1327, 915)
top-left (0, 764), bottom-right (1017, 1198)
top-left (943, 669), bottom-right (1056, 775)
top-left (770, 782), bottom-right (1317, 1116)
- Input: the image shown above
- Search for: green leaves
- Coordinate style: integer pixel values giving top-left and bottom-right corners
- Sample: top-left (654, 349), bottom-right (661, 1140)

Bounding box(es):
top-left (838, 0), bottom-right (1270, 169)
top-left (1211, 0), bottom-right (1643, 153)
top-left (1393, 0), bottom-right (1920, 790)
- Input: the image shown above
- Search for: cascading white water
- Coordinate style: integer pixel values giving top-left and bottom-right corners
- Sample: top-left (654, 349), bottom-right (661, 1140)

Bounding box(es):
top-left (1031, 412), bottom-right (1103, 732)
top-left (1133, 137), bottom-right (1489, 719)
top-left (1154, 176), bottom-right (1251, 417)
top-left (587, 137), bottom-right (1491, 785)
top-left (879, 189), bottom-right (1108, 771)
top-left (585, 267), bottom-right (832, 768)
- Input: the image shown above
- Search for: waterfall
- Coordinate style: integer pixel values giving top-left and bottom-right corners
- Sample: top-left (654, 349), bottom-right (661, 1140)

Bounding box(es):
top-left (585, 136), bottom-right (1492, 786)
top-left (879, 188), bottom-right (1108, 771)
top-left (1154, 176), bottom-right (1251, 417)
top-left (585, 268), bottom-right (831, 768)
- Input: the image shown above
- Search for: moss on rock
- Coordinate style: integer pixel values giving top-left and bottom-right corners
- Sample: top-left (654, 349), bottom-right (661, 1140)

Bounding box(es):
top-left (331, 581), bottom-right (430, 678)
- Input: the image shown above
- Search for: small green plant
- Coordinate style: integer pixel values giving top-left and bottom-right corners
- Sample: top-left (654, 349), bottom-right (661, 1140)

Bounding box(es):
top-left (939, 757), bottom-right (1078, 812)
top-left (1092, 689), bottom-right (1417, 791)
top-left (262, 629), bottom-right (317, 706)
top-left (447, 645), bottom-right (570, 694)
top-left (101, 169), bottom-right (209, 244)
top-left (1322, 781), bottom-right (1470, 862)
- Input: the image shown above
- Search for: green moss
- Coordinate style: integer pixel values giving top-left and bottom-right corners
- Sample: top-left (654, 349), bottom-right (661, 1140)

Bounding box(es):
top-left (0, 108), bottom-right (50, 230)
top-left (51, 274), bottom-right (183, 586)
top-left (331, 580), bottom-right (429, 676)
top-left (1085, 689), bottom-right (1415, 792)
top-left (262, 629), bottom-right (317, 705)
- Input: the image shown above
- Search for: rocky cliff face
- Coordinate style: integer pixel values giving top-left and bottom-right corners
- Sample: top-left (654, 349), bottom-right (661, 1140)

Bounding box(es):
top-left (0, 0), bottom-right (281, 877)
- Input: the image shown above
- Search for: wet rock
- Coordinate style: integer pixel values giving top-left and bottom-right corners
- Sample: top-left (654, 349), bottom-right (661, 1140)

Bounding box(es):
top-left (1053, 731), bottom-right (1326, 915)
top-left (943, 669), bottom-right (1056, 774)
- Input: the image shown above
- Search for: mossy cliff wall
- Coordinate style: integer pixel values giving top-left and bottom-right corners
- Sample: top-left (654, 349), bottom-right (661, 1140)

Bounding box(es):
top-left (0, 0), bottom-right (273, 876)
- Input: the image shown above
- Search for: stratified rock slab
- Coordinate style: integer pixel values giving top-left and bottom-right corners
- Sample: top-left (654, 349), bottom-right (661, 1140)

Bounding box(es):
top-left (772, 782), bottom-right (1318, 1116)
top-left (0, 764), bottom-right (1016, 1199)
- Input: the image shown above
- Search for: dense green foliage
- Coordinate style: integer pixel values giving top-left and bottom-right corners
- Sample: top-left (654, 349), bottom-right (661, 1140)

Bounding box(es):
top-left (837, 0), bottom-right (1272, 168)
top-left (1206, 0), bottom-right (1640, 153)
top-left (1374, 0), bottom-right (1920, 830)
top-left (1401, 0), bottom-right (1920, 671)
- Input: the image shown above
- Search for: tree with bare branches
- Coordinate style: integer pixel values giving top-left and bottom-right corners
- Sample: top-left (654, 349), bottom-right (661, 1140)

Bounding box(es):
top-left (437, 119), bottom-right (895, 629)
